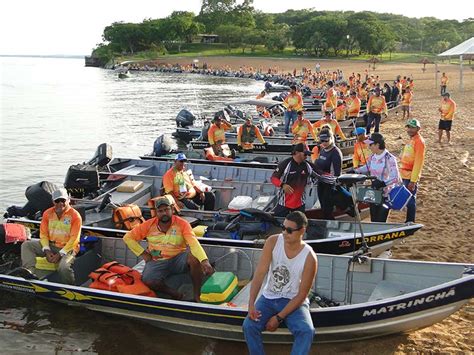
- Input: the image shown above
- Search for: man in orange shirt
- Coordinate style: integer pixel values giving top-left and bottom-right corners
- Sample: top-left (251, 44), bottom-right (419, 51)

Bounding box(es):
top-left (352, 127), bottom-right (371, 169)
top-left (401, 87), bottom-right (413, 120)
top-left (346, 91), bottom-right (361, 120)
top-left (163, 153), bottom-right (216, 210)
top-left (323, 81), bottom-right (337, 112)
top-left (313, 111), bottom-right (347, 140)
top-left (400, 119), bottom-right (425, 222)
top-left (291, 111), bottom-right (316, 144)
top-left (123, 197), bottom-right (214, 301)
top-left (207, 114), bottom-right (233, 156)
top-left (21, 188), bottom-right (82, 284)
top-left (237, 117), bottom-right (267, 151)
top-left (438, 92), bottom-right (457, 144)
top-left (366, 87), bottom-right (388, 134)
top-left (440, 73), bottom-right (448, 95)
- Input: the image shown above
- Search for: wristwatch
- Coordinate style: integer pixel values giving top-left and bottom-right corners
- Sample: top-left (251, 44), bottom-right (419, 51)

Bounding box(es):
top-left (276, 314), bottom-right (284, 324)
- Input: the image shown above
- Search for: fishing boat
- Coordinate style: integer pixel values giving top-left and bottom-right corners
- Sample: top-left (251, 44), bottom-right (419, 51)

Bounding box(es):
top-left (0, 235), bottom-right (472, 344)
top-left (5, 168), bottom-right (419, 256)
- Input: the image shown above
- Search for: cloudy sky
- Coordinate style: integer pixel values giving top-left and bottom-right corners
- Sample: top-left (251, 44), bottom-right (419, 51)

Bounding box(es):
top-left (0, 0), bottom-right (469, 55)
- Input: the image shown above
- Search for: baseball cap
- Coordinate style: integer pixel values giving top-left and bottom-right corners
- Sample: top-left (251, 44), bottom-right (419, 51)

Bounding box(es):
top-left (297, 110), bottom-right (304, 116)
top-left (405, 119), bottom-right (421, 128)
top-left (353, 127), bottom-right (366, 136)
top-left (154, 196), bottom-right (172, 208)
top-left (175, 153), bottom-right (187, 161)
top-left (292, 143), bottom-right (311, 156)
top-left (52, 188), bottom-right (69, 202)
top-left (364, 133), bottom-right (385, 145)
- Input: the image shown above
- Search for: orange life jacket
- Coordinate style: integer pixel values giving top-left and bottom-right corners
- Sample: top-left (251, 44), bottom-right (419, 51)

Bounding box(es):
top-left (112, 205), bottom-right (144, 230)
top-left (147, 194), bottom-right (180, 217)
top-left (2, 223), bottom-right (30, 244)
top-left (204, 147), bottom-right (233, 161)
top-left (89, 261), bottom-right (156, 297)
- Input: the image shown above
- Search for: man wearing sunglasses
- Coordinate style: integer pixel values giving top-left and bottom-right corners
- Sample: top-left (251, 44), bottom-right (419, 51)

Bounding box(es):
top-left (21, 188), bottom-right (82, 284)
top-left (271, 143), bottom-right (318, 217)
top-left (243, 211), bottom-right (317, 354)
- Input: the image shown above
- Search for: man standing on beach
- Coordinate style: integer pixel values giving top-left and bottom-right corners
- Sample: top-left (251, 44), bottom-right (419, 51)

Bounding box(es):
top-left (438, 92), bottom-right (456, 144)
top-left (399, 119), bottom-right (426, 223)
top-left (440, 73), bottom-right (448, 95)
top-left (366, 87), bottom-right (388, 134)
top-left (283, 85), bottom-right (303, 134)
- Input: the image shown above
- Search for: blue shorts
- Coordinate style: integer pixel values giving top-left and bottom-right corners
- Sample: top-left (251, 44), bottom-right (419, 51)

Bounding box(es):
top-left (141, 251), bottom-right (190, 283)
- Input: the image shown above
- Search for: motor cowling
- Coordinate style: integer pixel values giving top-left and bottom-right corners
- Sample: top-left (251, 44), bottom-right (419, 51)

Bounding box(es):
top-left (176, 109), bottom-right (196, 128)
top-left (88, 143), bottom-right (112, 168)
top-left (64, 164), bottom-right (100, 198)
top-left (152, 134), bottom-right (176, 156)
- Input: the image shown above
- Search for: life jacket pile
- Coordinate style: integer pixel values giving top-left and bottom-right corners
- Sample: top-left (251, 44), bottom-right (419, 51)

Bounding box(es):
top-left (112, 204), bottom-right (144, 230)
top-left (147, 194), bottom-right (180, 218)
top-left (88, 261), bottom-right (156, 297)
top-left (1, 223), bottom-right (30, 244)
top-left (204, 147), bottom-right (233, 162)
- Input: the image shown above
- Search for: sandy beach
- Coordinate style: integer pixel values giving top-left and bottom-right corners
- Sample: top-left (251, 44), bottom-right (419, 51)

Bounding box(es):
top-left (155, 56), bottom-right (474, 353)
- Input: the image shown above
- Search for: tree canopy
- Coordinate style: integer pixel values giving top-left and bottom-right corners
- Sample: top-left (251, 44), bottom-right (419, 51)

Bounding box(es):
top-left (93, 2), bottom-right (473, 60)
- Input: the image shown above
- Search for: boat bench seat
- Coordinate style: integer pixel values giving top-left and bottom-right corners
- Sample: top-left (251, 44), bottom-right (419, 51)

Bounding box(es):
top-left (112, 164), bottom-right (154, 176)
top-left (368, 280), bottom-right (419, 302)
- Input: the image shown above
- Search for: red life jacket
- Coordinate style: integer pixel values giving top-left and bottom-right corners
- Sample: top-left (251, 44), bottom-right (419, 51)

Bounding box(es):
top-left (89, 261), bottom-right (156, 297)
top-left (2, 223), bottom-right (30, 244)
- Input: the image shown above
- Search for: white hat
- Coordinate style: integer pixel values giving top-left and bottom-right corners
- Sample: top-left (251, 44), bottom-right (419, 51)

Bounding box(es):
top-left (52, 188), bottom-right (69, 202)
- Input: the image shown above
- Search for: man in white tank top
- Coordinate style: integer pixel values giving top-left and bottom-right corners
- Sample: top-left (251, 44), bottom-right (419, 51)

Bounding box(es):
top-left (243, 211), bottom-right (318, 354)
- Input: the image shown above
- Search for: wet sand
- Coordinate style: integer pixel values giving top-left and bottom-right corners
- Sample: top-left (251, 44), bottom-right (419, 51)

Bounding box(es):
top-left (156, 56), bottom-right (474, 353)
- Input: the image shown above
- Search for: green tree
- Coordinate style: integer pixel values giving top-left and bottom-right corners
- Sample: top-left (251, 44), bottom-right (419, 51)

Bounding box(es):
top-left (265, 24), bottom-right (290, 52)
top-left (215, 24), bottom-right (242, 52)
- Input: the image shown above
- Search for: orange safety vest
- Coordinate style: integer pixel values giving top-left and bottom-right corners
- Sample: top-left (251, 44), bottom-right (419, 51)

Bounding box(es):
top-left (113, 205), bottom-right (145, 230)
top-left (89, 261), bottom-right (156, 297)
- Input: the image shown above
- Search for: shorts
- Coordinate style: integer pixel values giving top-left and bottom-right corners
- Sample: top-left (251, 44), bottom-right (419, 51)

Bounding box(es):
top-left (401, 105), bottom-right (410, 112)
top-left (141, 250), bottom-right (190, 283)
top-left (438, 120), bottom-right (452, 131)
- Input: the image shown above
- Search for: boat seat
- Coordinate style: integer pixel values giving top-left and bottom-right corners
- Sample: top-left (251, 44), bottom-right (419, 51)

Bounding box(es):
top-left (368, 280), bottom-right (419, 302)
top-left (113, 164), bottom-right (153, 176)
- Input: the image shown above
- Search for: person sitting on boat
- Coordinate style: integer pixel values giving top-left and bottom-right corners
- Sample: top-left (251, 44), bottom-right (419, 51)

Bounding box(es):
top-left (20, 188), bottom-right (82, 284)
top-left (354, 133), bottom-right (401, 222)
top-left (255, 90), bottom-right (267, 114)
top-left (312, 110), bottom-right (347, 140)
top-left (314, 129), bottom-right (343, 220)
top-left (162, 153), bottom-right (216, 210)
top-left (237, 117), bottom-right (267, 152)
top-left (283, 85), bottom-right (303, 134)
top-left (123, 197), bottom-right (214, 301)
top-left (352, 127), bottom-right (371, 169)
top-left (270, 143), bottom-right (318, 217)
top-left (207, 114), bottom-right (233, 156)
top-left (243, 211), bottom-right (317, 355)
top-left (291, 110), bottom-right (316, 145)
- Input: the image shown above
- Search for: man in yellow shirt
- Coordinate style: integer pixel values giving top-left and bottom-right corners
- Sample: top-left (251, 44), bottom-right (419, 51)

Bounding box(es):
top-left (163, 153), bottom-right (215, 210)
top-left (21, 188), bottom-right (82, 284)
top-left (237, 117), bottom-right (266, 151)
top-left (291, 111), bottom-right (316, 144)
top-left (366, 87), bottom-right (388, 134)
top-left (283, 85), bottom-right (303, 134)
top-left (440, 73), bottom-right (448, 95)
top-left (123, 197), bottom-right (214, 301)
top-left (207, 115), bottom-right (232, 156)
top-left (346, 91), bottom-right (361, 120)
top-left (401, 87), bottom-right (413, 120)
top-left (352, 127), bottom-right (371, 169)
top-left (438, 92), bottom-right (457, 144)
top-left (400, 119), bottom-right (425, 222)
top-left (312, 111), bottom-right (347, 140)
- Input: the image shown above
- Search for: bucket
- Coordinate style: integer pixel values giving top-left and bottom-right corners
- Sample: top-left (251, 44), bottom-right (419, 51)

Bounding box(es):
top-left (386, 185), bottom-right (412, 210)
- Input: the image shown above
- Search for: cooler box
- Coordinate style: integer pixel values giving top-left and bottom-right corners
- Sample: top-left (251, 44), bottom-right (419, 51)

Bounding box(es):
top-left (228, 196), bottom-right (253, 211)
top-left (386, 185), bottom-right (412, 210)
top-left (117, 180), bottom-right (144, 193)
top-left (200, 272), bottom-right (239, 304)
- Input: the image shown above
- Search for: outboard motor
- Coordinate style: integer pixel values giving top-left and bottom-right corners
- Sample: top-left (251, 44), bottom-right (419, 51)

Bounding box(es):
top-left (88, 143), bottom-right (112, 168)
top-left (198, 121), bottom-right (211, 142)
top-left (5, 181), bottom-right (60, 219)
top-left (152, 134), bottom-right (176, 156)
top-left (64, 164), bottom-right (100, 198)
top-left (176, 109), bottom-right (196, 128)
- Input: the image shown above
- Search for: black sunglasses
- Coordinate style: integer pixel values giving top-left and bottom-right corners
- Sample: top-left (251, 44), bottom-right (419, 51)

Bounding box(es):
top-left (320, 139), bottom-right (330, 143)
top-left (282, 226), bottom-right (303, 234)
top-left (54, 198), bottom-right (67, 204)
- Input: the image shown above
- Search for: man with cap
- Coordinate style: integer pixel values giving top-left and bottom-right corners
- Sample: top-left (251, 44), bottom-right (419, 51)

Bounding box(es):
top-left (438, 92), bottom-right (457, 144)
top-left (123, 196), bottom-right (214, 301)
top-left (283, 85), bottom-right (303, 134)
top-left (237, 116), bottom-right (266, 152)
top-left (440, 72), bottom-right (448, 96)
top-left (366, 87), bottom-right (388, 134)
top-left (20, 188), bottom-right (82, 284)
top-left (346, 90), bottom-right (361, 120)
top-left (291, 110), bottom-right (316, 145)
top-left (314, 129), bottom-right (344, 220)
top-left (163, 153), bottom-right (216, 210)
top-left (271, 143), bottom-right (318, 217)
top-left (400, 119), bottom-right (425, 222)
top-left (312, 110), bottom-right (347, 140)
top-left (323, 80), bottom-right (337, 112)
top-left (207, 113), bottom-right (233, 156)
top-left (352, 127), bottom-right (371, 169)
top-left (355, 133), bottom-right (401, 222)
